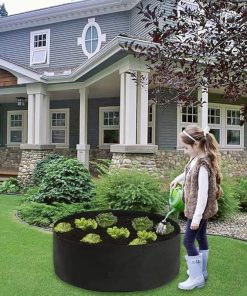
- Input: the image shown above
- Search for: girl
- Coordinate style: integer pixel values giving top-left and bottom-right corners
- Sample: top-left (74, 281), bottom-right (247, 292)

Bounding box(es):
top-left (170, 124), bottom-right (222, 290)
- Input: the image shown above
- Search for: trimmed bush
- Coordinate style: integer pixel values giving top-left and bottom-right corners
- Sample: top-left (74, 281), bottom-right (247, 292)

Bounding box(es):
top-left (0, 178), bottom-right (20, 194)
top-left (30, 157), bottom-right (94, 204)
top-left (91, 170), bottom-right (165, 213)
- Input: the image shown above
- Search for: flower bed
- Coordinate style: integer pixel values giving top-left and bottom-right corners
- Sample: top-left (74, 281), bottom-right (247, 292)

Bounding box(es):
top-left (53, 210), bottom-right (180, 292)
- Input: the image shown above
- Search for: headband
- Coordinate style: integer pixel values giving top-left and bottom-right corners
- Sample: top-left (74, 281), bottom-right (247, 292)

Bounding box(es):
top-left (183, 130), bottom-right (196, 142)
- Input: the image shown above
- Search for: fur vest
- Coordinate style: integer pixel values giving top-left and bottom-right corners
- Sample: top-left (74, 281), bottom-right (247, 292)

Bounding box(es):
top-left (183, 156), bottom-right (218, 220)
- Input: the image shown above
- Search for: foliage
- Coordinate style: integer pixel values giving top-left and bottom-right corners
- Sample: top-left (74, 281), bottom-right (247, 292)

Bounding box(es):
top-left (54, 222), bottom-right (72, 233)
top-left (131, 216), bottom-right (154, 231)
top-left (18, 202), bottom-right (89, 228)
top-left (216, 176), bottom-right (240, 219)
top-left (91, 170), bottom-right (165, 213)
top-left (0, 178), bottom-right (20, 194)
top-left (0, 4), bottom-right (8, 17)
top-left (233, 177), bottom-right (247, 211)
top-left (107, 226), bottom-right (130, 239)
top-left (125, 0), bottom-right (247, 122)
top-left (129, 238), bottom-right (147, 245)
top-left (137, 230), bottom-right (157, 242)
top-left (74, 217), bottom-right (97, 230)
top-left (30, 157), bottom-right (94, 204)
top-left (90, 159), bottom-right (111, 176)
top-left (80, 233), bottom-right (102, 244)
top-left (95, 212), bottom-right (117, 228)
top-left (32, 153), bottom-right (62, 185)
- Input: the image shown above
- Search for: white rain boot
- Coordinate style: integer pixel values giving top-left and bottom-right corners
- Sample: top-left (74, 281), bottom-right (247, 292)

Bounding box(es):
top-left (186, 250), bottom-right (208, 280)
top-left (178, 254), bottom-right (205, 290)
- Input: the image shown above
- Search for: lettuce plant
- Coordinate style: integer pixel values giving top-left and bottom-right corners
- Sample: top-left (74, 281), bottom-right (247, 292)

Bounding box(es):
top-left (131, 216), bottom-right (153, 231)
top-left (96, 212), bottom-right (117, 228)
top-left (129, 238), bottom-right (147, 245)
top-left (80, 233), bottom-right (102, 244)
top-left (54, 222), bottom-right (72, 233)
top-left (75, 217), bottom-right (97, 230)
top-left (137, 230), bottom-right (157, 242)
top-left (107, 226), bottom-right (130, 239)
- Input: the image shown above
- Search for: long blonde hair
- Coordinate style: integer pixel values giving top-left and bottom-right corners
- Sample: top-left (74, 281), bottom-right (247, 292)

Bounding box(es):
top-left (180, 125), bottom-right (222, 199)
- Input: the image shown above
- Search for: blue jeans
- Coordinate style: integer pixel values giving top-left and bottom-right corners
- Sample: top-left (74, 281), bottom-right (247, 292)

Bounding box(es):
top-left (183, 219), bottom-right (208, 256)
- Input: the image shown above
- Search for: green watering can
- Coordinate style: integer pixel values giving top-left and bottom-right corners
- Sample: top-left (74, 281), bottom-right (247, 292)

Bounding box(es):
top-left (156, 184), bottom-right (184, 235)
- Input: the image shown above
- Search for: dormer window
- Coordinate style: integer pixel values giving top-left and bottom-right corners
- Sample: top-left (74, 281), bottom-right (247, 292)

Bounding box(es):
top-left (78, 18), bottom-right (106, 59)
top-left (30, 29), bottom-right (50, 66)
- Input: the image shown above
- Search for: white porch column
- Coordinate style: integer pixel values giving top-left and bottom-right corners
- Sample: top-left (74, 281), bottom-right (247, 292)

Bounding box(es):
top-left (198, 86), bottom-right (209, 129)
top-left (119, 72), bottom-right (126, 145)
top-left (137, 71), bottom-right (149, 145)
top-left (27, 94), bottom-right (35, 144)
top-left (77, 87), bottom-right (90, 169)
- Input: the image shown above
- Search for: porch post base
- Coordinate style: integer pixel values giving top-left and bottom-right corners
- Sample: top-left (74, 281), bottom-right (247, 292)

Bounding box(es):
top-left (76, 144), bottom-right (90, 170)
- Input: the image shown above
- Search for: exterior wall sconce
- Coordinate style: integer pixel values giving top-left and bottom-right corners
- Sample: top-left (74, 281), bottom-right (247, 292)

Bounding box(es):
top-left (16, 97), bottom-right (26, 107)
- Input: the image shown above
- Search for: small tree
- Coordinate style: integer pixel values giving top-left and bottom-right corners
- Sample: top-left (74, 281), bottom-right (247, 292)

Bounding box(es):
top-left (0, 3), bottom-right (8, 17)
top-left (125, 0), bottom-right (247, 123)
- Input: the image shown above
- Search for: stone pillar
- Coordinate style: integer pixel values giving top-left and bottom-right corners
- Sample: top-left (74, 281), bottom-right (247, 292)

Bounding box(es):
top-left (76, 87), bottom-right (90, 169)
top-left (198, 86), bottom-right (209, 129)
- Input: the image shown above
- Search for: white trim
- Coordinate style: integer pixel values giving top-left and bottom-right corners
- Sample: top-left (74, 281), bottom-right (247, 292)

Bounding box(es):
top-left (50, 108), bottom-right (70, 147)
top-left (78, 18), bottom-right (106, 59)
top-left (7, 110), bottom-right (28, 146)
top-left (30, 29), bottom-right (50, 66)
top-left (99, 106), bottom-right (120, 149)
top-left (148, 100), bottom-right (156, 145)
top-left (0, 0), bottom-right (140, 33)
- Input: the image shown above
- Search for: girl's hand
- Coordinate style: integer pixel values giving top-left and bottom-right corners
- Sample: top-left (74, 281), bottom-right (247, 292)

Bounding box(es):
top-left (190, 223), bottom-right (199, 230)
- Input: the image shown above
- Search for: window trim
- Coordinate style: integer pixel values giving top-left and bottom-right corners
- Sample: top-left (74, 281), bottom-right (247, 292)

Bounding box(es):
top-left (7, 110), bottom-right (28, 146)
top-left (148, 100), bottom-right (156, 145)
top-left (50, 108), bottom-right (70, 148)
top-left (99, 106), bottom-right (120, 149)
top-left (30, 29), bottom-right (50, 66)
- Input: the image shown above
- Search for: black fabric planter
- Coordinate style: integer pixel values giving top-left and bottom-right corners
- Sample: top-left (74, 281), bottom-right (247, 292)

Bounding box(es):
top-left (53, 210), bottom-right (180, 292)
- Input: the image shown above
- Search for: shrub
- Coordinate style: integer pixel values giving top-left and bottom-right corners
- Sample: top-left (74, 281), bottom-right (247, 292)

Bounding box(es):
top-left (0, 178), bottom-right (20, 194)
top-left (32, 153), bottom-right (62, 185)
top-left (91, 170), bottom-right (165, 213)
top-left (30, 157), bottom-right (94, 204)
top-left (216, 177), bottom-right (240, 219)
top-left (18, 202), bottom-right (90, 228)
top-left (234, 177), bottom-right (247, 211)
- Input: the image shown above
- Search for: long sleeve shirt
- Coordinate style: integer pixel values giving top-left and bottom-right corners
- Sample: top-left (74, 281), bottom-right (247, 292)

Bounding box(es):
top-left (174, 157), bottom-right (209, 225)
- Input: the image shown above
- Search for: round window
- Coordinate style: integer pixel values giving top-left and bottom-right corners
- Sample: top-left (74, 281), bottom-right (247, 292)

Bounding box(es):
top-left (85, 25), bottom-right (99, 54)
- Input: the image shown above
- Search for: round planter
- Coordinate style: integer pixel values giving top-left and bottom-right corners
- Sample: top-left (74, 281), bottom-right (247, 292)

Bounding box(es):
top-left (53, 210), bottom-right (180, 292)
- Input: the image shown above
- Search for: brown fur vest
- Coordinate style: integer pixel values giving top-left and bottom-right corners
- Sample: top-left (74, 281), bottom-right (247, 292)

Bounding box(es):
top-left (183, 156), bottom-right (218, 220)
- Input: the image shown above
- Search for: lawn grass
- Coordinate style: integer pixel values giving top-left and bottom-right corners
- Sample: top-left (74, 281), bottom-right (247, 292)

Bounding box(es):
top-left (0, 195), bottom-right (246, 296)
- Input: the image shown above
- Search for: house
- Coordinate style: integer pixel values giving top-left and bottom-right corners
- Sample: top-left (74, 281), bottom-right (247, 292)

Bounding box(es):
top-left (0, 0), bottom-right (246, 184)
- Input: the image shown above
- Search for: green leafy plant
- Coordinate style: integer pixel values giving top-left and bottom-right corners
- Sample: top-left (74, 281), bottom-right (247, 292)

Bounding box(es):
top-left (95, 212), bottom-right (117, 228)
top-left (0, 178), bottom-right (20, 194)
top-left (234, 177), bottom-right (247, 211)
top-left (80, 233), bottom-right (102, 244)
top-left (30, 157), bottom-right (94, 204)
top-left (129, 238), bottom-right (147, 245)
top-left (131, 216), bottom-right (154, 231)
top-left (107, 226), bottom-right (130, 239)
top-left (156, 222), bottom-right (174, 235)
top-left (54, 222), bottom-right (72, 233)
top-left (90, 159), bottom-right (111, 176)
top-left (137, 230), bottom-right (157, 242)
top-left (75, 217), bottom-right (97, 230)
top-left (91, 170), bottom-right (165, 212)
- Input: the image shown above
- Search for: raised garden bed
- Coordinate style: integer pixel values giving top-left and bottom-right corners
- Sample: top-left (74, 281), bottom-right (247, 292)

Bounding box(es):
top-left (53, 210), bottom-right (180, 292)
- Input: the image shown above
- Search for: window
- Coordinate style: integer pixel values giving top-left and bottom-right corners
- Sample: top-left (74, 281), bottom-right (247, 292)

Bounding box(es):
top-left (30, 29), bottom-right (50, 66)
top-left (7, 111), bottom-right (27, 145)
top-left (208, 107), bottom-right (221, 144)
top-left (181, 106), bottom-right (198, 124)
top-left (99, 107), bottom-right (120, 147)
top-left (226, 109), bottom-right (242, 147)
top-left (50, 109), bottom-right (69, 147)
top-left (77, 18), bottom-right (106, 59)
top-left (148, 101), bottom-right (156, 144)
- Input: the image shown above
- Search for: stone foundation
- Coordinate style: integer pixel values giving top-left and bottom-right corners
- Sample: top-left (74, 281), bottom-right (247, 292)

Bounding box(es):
top-left (0, 147), bottom-right (22, 168)
top-left (89, 149), bottom-right (113, 176)
top-left (110, 153), bottom-right (159, 177)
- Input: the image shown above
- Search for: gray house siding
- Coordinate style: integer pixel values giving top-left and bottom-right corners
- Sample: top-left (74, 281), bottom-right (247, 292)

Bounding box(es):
top-left (0, 12), bottom-right (130, 70)
top-left (88, 97), bottom-right (120, 149)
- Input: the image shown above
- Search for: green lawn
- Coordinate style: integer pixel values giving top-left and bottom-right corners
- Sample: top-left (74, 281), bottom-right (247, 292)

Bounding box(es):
top-left (0, 195), bottom-right (246, 296)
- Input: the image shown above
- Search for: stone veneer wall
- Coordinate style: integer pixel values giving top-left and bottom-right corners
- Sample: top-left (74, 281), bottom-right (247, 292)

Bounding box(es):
top-left (0, 147), bottom-right (22, 168)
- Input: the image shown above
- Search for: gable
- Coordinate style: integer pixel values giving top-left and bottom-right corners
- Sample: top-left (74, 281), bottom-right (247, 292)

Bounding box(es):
top-left (0, 69), bottom-right (17, 87)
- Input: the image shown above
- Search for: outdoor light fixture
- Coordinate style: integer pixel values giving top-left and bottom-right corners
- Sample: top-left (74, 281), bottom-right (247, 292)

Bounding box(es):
top-left (16, 97), bottom-right (26, 107)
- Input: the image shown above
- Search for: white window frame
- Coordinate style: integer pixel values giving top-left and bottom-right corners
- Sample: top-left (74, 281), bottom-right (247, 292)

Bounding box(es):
top-left (50, 108), bottom-right (69, 147)
top-left (148, 100), bottom-right (156, 145)
top-left (77, 18), bottom-right (106, 59)
top-left (208, 105), bottom-right (222, 146)
top-left (99, 106), bottom-right (120, 149)
top-left (30, 29), bottom-right (50, 66)
top-left (7, 110), bottom-right (27, 146)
